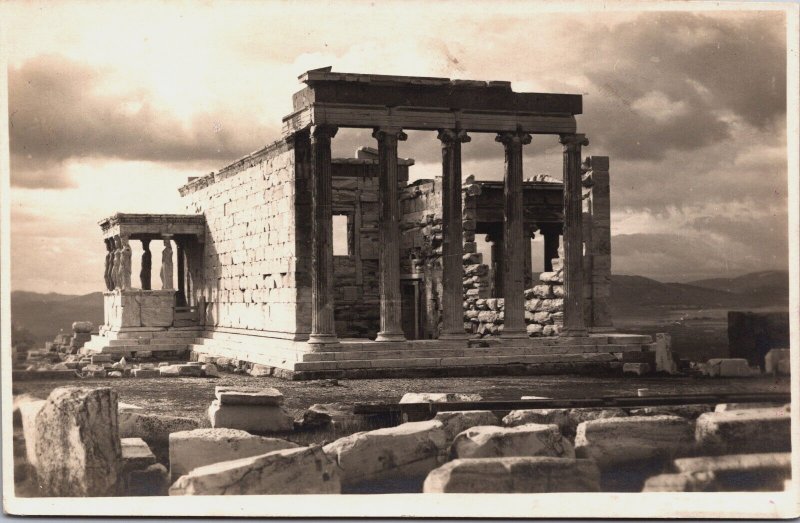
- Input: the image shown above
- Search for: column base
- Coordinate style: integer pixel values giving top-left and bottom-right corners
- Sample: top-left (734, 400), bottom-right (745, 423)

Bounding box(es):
top-left (438, 332), bottom-right (469, 341)
top-left (589, 326), bottom-right (615, 333)
top-left (501, 329), bottom-right (529, 339)
top-left (375, 331), bottom-right (407, 342)
top-left (560, 328), bottom-right (589, 337)
top-left (307, 334), bottom-right (340, 345)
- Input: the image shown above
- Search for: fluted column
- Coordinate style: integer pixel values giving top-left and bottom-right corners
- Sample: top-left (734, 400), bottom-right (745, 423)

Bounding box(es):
top-left (559, 133), bottom-right (589, 336)
top-left (140, 239), bottom-right (152, 290)
top-left (308, 125), bottom-right (339, 345)
top-left (438, 128), bottom-right (471, 339)
top-left (374, 127), bottom-right (408, 342)
top-left (496, 130), bottom-right (532, 338)
top-left (524, 226), bottom-right (535, 290)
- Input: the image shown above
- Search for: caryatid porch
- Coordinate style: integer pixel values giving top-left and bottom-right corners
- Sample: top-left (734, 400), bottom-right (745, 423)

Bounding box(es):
top-left (283, 68), bottom-right (592, 346)
top-left (82, 213), bottom-right (207, 356)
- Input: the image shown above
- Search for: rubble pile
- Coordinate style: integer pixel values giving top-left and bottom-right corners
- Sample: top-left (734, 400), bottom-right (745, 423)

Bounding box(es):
top-left (12, 385), bottom-right (793, 497)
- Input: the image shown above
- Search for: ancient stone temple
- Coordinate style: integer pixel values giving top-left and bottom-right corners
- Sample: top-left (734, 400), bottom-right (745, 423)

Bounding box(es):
top-left (83, 68), bottom-right (653, 378)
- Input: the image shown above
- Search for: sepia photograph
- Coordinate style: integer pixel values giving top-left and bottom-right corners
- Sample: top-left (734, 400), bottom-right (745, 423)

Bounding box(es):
top-left (1, 0), bottom-right (798, 518)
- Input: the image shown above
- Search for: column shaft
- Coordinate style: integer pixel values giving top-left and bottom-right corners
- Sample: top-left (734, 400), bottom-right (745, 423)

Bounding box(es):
top-left (308, 125), bottom-right (339, 345)
top-left (560, 134), bottom-right (589, 336)
top-left (438, 129), bottom-right (471, 339)
top-left (374, 128), bottom-right (408, 342)
top-left (496, 131), bottom-right (532, 338)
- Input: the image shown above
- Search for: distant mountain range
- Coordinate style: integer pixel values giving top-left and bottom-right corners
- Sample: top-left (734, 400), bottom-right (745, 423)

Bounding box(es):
top-left (11, 291), bottom-right (104, 345)
top-left (10, 270), bottom-right (789, 345)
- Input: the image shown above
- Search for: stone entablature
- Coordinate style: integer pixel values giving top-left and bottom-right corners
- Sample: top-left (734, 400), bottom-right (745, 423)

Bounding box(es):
top-left (99, 213), bottom-right (206, 239)
top-left (283, 67), bottom-right (582, 136)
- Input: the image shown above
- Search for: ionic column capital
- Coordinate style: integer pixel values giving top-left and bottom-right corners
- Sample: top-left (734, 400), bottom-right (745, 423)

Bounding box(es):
top-left (437, 129), bottom-right (471, 146)
top-left (372, 127), bottom-right (408, 143)
top-left (496, 130), bottom-right (532, 147)
top-left (310, 124), bottom-right (339, 141)
top-left (559, 133), bottom-right (589, 150)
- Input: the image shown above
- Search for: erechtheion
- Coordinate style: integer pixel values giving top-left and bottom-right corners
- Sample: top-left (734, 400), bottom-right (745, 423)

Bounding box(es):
top-left (84, 68), bottom-right (653, 378)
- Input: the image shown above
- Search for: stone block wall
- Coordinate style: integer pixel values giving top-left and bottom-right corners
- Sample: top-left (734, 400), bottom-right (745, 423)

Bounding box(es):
top-left (180, 140), bottom-right (308, 340)
top-left (331, 167), bottom-right (381, 338)
top-left (400, 179), bottom-right (490, 338)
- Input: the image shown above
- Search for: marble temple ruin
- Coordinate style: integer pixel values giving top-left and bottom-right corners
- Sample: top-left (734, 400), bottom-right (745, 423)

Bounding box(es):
top-left (82, 68), bottom-right (654, 378)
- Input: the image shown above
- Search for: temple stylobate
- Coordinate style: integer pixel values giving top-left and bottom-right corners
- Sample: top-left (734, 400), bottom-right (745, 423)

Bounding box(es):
top-left (82, 68), bottom-right (653, 379)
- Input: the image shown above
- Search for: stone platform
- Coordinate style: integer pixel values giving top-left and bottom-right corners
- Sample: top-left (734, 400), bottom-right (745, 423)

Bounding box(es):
top-left (189, 333), bottom-right (653, 380)
top-left (81, 327), bottom-right (203, 358)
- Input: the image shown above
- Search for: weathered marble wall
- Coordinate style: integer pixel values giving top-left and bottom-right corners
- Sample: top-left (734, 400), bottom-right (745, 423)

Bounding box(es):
top-left (331, 168), bottom-right (380, 338)
top-left (180, 141), bottom-right (307, 339)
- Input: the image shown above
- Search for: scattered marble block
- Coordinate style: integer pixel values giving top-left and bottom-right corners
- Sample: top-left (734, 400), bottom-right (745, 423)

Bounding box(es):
top-left (714, 402), bottom-right (786, 412)
top-left (121, 437), bottom-right (156, 472)
top-left (704, 358), bottom-right (754, 377)
top-left (451, 423), bottom-right (574, 459)
top-left (119, 411), bottom-right (201, 446)
top-left (673, 452), bottom-right (791, 491)
top-left (642, 472), bottom-right (716, 492)
top-left (169, 428), bottom-right (300, 481)
top-left (765, 349), bottom-right (790, 375)
top-left (201, 363), bottom-right (219, 377)
top-left (19, 399), bottom-right (47, 468)
top-left (133, 368), bottom-right (160, 378)
top-left (207, 400), bottom-right (293, 432)
top-left (32, 387), bottom-right (122, 496)
top-left (159, 364), bottom-right (204, 377)
top-left (399, 392), bottom-right (483, 404)
top-left (629, 404), bottom-right (712, 419)
top-left (323, 420), bottom-right (447, 488)
top-left (91, 354), bottom-right (113, 364)
top-left (215, 386), bottom-right (284, 406)
top-left (423, 457), bottom-right (600, 493)
top-left (695, 408), bottom-right (791, 454)
top-left (623, 362), bottom-right (651, 376)
top-left (169, 446), bottom-right (340, 495)
top-left (432, 411), bottom-right (499, 440)
top-left (575, 415), bottom-right (694, 469)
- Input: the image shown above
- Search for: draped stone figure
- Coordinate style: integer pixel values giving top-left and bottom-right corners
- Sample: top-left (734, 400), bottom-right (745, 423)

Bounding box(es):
top-left (140, 239), bottom-right (152, 290)
top-left (112, 236), bottom-right (123, 290)
top-left (120, 238), bottom-right (132, 290)
top-left (160, 238), bottom-right (174, 289)
top-left (103, 239), bottom-right (114, 291)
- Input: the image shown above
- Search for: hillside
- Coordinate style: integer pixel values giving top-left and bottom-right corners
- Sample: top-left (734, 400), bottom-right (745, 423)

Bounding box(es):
top-left (688, 270), bottom-right (789, 300)
top-left (608, 275), bottom-right (743, 313)
top-left (11, 291), bottom-right (103, 345)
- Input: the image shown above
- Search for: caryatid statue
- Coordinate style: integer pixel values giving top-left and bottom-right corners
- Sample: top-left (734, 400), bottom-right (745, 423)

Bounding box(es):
top-left (112, 236), bottom-right (123, 290)
top-left (103, 239), bottom-right (114, 291)
top-left (120, 237), bottom-right (132, 290)
top-left (140, 239), bottom-right (152, 290)
top-left (160, 238), bottom-right (174, 290)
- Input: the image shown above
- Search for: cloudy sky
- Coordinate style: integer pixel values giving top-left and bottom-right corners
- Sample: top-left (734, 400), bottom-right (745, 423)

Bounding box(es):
top-left (4, 1), bottom-right (790, 294)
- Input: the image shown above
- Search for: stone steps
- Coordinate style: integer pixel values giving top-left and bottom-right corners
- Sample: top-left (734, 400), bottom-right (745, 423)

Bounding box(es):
top-left (300, 343), bottom-right (644, 362)
top-left (294, 352), bottom-right (621, 372)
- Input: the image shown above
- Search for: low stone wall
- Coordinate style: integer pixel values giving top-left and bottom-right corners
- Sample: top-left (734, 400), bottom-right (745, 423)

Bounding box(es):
top-left (464, 269), bottom-right (565, 338)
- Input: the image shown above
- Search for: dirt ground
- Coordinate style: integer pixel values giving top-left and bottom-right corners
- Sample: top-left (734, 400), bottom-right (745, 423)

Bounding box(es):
top-left (13, 373), bottom-right (791, 425)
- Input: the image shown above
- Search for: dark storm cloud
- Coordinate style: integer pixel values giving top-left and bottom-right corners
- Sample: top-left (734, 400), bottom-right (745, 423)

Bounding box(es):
top-left (9, 54), bottom-right (277, 187)
top-left (580, 11), bottom-right (786, 161)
